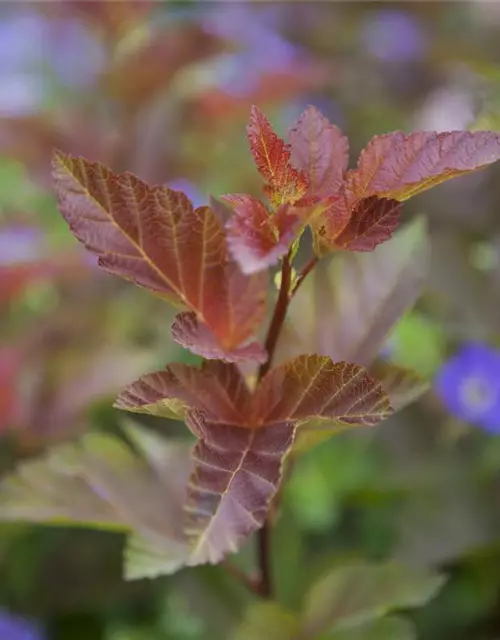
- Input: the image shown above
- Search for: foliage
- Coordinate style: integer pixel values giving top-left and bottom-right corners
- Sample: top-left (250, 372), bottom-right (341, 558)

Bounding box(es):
top-left (3, 2), bottom-right (500, 638)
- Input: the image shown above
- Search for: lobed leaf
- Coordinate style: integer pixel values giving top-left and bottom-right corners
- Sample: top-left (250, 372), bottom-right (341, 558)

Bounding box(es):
top-left (254, 355), bottom-right (392, 428)
top-left (280, 217), bottom-right (429, 369)
top-left (349, 129), bottom-right (500, 202)
top-left (302, 560), bottom-right (445, 637)
top-left (171, 311), bottom-right (267, 363)
top-left (333, 196), bottom-right (402, 252)
top-left (184, 420), bottom-right (295, 565)
top-left (370, 360), bottom-right (429, 412)
top-left (223, 194), bottom-right (301, 274)
top-left (52, 152), bottom-right (267, 361)
top-left (0, 428), bottom-right (191, 552)
top-left (289, 104), bottom-right (349, 198)
top-left (115, 360), bottom-right (252, 426)
top-left (247, 105), bottom-right (308, 207)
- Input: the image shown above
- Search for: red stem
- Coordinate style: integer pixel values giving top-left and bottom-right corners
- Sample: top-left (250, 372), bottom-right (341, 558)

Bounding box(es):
top-left (228, 252), bottom-right (318, 598)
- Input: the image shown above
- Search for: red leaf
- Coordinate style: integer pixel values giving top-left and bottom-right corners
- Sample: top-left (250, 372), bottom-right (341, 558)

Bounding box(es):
top-left (289, 105), bottom-right (349, 198)
top-left (116, 355), bottom-right (391, 563)
top-left (52, 152), bottom-right (267, 361)
top-left (223, 194), bottom-right (301, 274)
top-left (247, 106), bottom-right (308, 207)
top-left (115, 360), bottom-right (252, 426)
top-left (333, 196), bottom-right (402, 252)
top-left (184, 420), bottom-right (295, 564)
top-left (309, 191), bottom-right (352, 256)
top-left (348, 130), bottom-right (500, 202)
top-left (254, 355), bottom-right (392, 428)
top-left (171, 311), bottom-right (267, 363)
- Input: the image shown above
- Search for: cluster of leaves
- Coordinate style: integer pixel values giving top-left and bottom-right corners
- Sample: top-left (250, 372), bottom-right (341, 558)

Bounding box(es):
top-left (2, 103), bottom-right (500, 623)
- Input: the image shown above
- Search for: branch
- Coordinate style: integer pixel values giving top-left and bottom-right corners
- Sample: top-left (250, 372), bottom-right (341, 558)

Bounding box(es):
top-left (258, 251), bottom-right (293, 380)
top-left (290, 256), bottom-right (318, 300)
top-left (255, 251), bottom-right (320, 598)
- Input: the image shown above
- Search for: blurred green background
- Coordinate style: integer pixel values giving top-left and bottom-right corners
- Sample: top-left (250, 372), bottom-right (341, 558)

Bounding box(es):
top-left (3, 1), bottom-right (500, 638)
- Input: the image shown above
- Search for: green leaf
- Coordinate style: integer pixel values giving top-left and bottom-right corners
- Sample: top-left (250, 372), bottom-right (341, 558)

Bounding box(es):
top-left (231, 602), bottom-right (299, 640)
top-left (325, 616), bottom-right (415, 640)
top-left (278, 217), bottom-right (429, 369)
top-left (0, 426), bottom-right (193, 578)
top-left (386, 312), bottom-right (446, 378)
top-left (302, 560), bottom-right (445, 637)
top-left (369, 360), bottom-right (429, 412)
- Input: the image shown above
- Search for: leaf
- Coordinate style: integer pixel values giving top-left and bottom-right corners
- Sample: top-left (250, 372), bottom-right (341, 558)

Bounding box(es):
top-left (171, 311), bottom-right (267, 363)
top-left (369, 360), bottom-right (429, 412)
top-left (223, 194), bottom-right (301, 274)
top-left (333, 197), bottom-right (402, 252)
top-left (280, 217), bottom-right (429, 368)
top-left (184, 421), bottom-right (295, 565)
top-left (254, 355), bottom-right (392, 428)
top-left (310, 192), bottom-right (352, 257)
top-left (349, 130), bottom-right (500, 202)
top-left (116, 356), bottom-right (392, 566)
top-left (52, 152), bottom-right (267, 361)
top-left (302, 560), bottom-right (445, 637)
top-left (114, 360), bottom-right (252, 426)
top-left (325, 616), bottom-right (416, 640)
top-left (124, 530), bottom-right (187, 581)
top-left (232, 602), bottom-right (299, 640)
top-left (289, 105), bottom-right (349, 198)
top-left (247, 106), bottom-right (308, 207)
top-left (0, 429), bottom-right (191, 545)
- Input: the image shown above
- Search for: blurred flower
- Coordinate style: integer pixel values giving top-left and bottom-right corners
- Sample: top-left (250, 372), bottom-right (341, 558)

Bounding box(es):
top-left (0, 226), bottom-right (44, 266)
top-left (435, 343), bottom-right (500, 433)
top-left (202, 4), bottom-right (302, 96)
top-left (167, 178), bottom-right (205, 208)
top-left (0, 610), bottom-right (45, 640)
top-left (0, 9), bottom-right (104, 116)
top-left (416, 86), bottom-right (476, 132)
top-left (360, 10), bottom-right (426, 62)
top-left (45, 18), bottom-right (105, 88)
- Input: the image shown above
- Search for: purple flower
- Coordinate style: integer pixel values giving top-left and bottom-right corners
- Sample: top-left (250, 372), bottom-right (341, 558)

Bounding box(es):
top-left (202, 4), bottom-right (301, 96)
top-left (0, 9), bottom-right (103, 116)
top-left (360, 10), bottom-right (426, 62)
top-left (435, 343), bottom-right (500, 433)
top-left (0, 610), bottom-right (45, 640)
top-left (0, 226), bottom-right (45, 266)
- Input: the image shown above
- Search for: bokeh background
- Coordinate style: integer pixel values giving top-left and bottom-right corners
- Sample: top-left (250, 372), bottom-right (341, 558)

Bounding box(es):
top-left (3, 1), bottom-right (500, 638)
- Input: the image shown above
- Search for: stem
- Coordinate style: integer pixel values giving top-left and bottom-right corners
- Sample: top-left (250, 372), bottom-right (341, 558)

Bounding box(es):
top-left (257, 521), bottom-right (272, 598)
top-left (225, 252), bottom-right (319, 599)
top-left (223, 561), bottom-right (262, 596)
top-left (290, 256), bottom-right (318, 299)
top-left (258, 251), bottom-right (293, 381)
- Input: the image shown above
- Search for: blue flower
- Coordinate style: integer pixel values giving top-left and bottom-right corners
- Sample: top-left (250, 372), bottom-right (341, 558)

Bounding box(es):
top-left (0, 610), bottom-right (45, 640)
top-left (435, 343), bottom-right (500, 433)
top-left (360, 10), bottom-right (426, 62)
